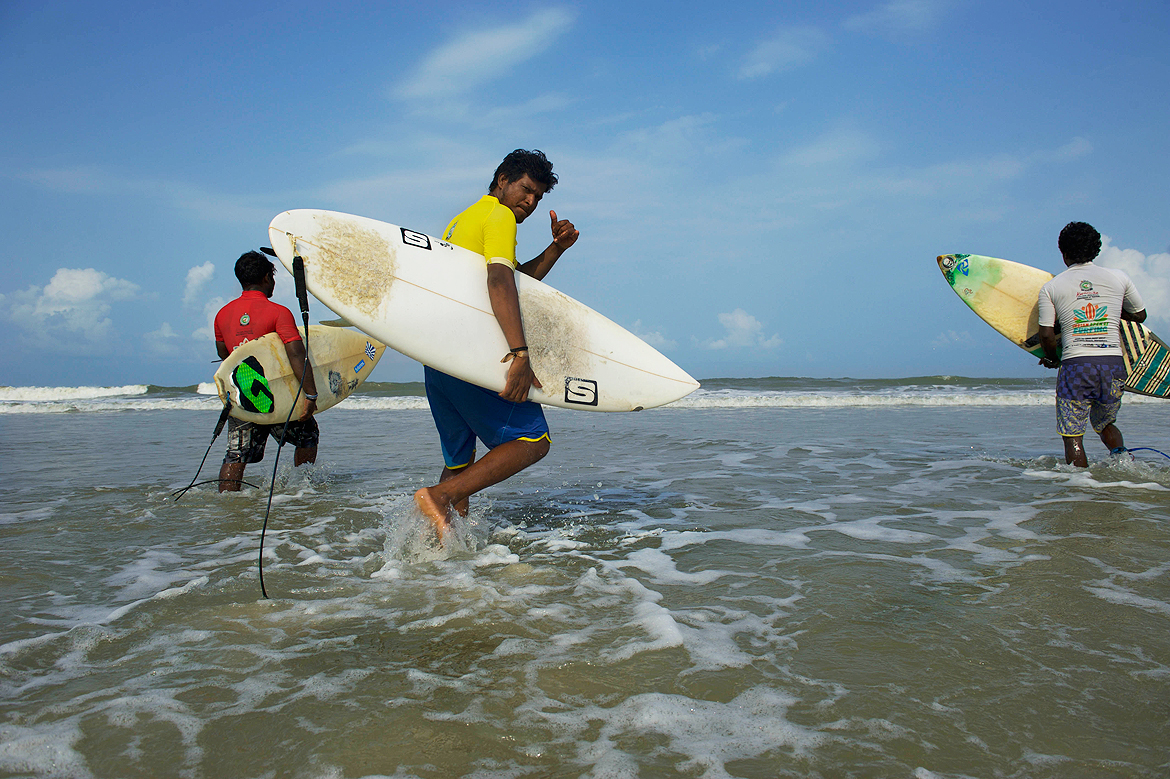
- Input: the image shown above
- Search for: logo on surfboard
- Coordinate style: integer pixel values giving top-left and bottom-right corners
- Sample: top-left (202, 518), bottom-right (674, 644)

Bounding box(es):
top-left (937, 254), bottom-right (970, 284)
top-left (231, 356), bottom-right (274, 414)
top-left (401, 228), bottom-right (431, 250)
top-left (565, 377), bottom-right (598, 406)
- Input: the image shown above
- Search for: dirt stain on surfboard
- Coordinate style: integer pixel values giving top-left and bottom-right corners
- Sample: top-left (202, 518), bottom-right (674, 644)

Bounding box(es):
top-left (307, 215), bottom-right (397, 315)
top-left (519, 287), bottom-right (591, 386)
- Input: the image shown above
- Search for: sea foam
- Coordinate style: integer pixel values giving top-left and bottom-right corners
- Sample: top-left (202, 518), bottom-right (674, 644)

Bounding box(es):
top-left (0, 385), bottom-right (148, 402)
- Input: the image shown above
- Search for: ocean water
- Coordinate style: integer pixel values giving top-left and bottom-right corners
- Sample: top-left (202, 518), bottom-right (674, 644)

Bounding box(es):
top-left (1, 378), bottom-right (1168, 778)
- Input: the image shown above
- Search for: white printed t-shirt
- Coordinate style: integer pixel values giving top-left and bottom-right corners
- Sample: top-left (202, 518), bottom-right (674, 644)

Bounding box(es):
top-left (1037, 262), bottom-right (1145, 360)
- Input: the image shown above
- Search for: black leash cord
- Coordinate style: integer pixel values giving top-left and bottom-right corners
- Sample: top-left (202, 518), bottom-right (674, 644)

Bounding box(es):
top-left (258, 251), bottom-right (312, 599)
top-left (172, 402), bottom-right (235, 502)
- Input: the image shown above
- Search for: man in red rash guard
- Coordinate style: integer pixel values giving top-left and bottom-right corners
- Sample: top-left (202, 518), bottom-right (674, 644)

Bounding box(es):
top-left (213, 251), bottom-right (319, 492)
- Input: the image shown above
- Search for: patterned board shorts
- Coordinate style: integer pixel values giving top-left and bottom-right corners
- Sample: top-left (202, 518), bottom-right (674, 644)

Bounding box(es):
top-left (223, 416), bottom-right (320, 464)
top-left (1055, 358), bottom-right (1126, 437)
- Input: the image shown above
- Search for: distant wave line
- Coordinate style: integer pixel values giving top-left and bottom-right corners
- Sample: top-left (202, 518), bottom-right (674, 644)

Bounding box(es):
top-left (0, 384), bottom-right (150, 402)
top-left (3, 382), bottom-right (1163, 414)
top-left (9, 393), bottom-right (1163, 414)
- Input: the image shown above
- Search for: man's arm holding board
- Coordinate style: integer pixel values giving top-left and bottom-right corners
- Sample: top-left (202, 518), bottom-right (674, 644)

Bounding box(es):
top-left (488, 264), bottom-right (542, 403)
top-left (1122, 273), bottom-right (1147, 323)
top-left (1038, 326), bottom-right (1061, 369)
top-left (284, 338), bottom-right (318, 419)
top-left (491, 209), bottom-right (578, 402)
top-left (1037, 285), bottom-right (1061, 369)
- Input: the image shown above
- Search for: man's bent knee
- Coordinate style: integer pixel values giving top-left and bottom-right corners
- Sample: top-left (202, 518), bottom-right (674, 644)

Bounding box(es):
top-left (520, 435), bottom-right (550, 463)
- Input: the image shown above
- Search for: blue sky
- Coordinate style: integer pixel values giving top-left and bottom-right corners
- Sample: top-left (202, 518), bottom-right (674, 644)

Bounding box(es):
top-left (2, 0), bottom-right (1168, 387)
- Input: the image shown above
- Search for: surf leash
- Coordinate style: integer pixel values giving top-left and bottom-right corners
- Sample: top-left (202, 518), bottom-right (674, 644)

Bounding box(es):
top-left (1128, 447), bottom-right (1170, 461)
top-left (257, 246), bottom-right (313, 599)
top-left (172, 401), bottom-right (240, 501)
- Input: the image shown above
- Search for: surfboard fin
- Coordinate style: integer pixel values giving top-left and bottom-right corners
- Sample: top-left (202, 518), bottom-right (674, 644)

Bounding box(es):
top-left (318, 317), bottom-right (355, 327)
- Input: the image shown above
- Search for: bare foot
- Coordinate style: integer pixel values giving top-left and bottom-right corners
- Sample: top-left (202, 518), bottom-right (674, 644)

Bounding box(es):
top-left (414, 487), bottom-right (450, 538)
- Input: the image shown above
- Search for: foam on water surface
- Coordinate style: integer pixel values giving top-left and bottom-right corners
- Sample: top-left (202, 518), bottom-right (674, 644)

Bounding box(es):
top-left (1, 403), bottom-right (1169, 776)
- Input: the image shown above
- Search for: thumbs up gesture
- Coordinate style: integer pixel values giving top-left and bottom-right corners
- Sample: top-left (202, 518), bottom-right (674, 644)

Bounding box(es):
top-left (550, 210), bottom-right (579, 251)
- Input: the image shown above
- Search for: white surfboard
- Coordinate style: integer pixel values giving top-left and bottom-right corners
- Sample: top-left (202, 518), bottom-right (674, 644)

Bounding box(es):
top-left (214, 326), bottom-right (385, 423)
top-left (267, 209), bottom-right (700, 411)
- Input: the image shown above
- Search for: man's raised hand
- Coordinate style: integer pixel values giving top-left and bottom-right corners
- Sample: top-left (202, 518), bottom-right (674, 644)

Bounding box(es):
top-left (550, 210), bottom-right (579, 251)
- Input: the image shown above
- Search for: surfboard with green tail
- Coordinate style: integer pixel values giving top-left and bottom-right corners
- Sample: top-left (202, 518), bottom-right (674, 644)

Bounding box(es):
top-left (936, 253), bottom-right (1170, 399)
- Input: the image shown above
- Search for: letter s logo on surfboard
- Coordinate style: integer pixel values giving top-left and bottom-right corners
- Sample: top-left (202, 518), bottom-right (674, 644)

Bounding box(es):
top-left (401, 228), bottom-right (431, 250)
top-left (564, 377), bottom-right (598, 406)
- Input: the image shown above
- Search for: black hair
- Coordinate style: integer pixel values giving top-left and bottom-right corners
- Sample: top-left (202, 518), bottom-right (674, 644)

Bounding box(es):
top-left (1057, 222), bottom-right (1102, 264)
top-left (488, 149), bottom-right (558, 193)
top-left (235, 250), bottom-right (275, 286)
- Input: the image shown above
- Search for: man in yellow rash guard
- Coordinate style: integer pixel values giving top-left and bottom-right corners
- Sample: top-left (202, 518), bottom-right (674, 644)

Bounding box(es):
top-left (414, 149), bottom-right (579, 535)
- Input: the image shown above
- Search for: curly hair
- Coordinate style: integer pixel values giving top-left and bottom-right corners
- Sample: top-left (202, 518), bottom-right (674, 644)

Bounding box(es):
top-left (488, 149), bottom-right (558, 193)
top-left (1057, 222), bottom-right (1102, 264)
top-left (234, 250), bottom-right (275, 286)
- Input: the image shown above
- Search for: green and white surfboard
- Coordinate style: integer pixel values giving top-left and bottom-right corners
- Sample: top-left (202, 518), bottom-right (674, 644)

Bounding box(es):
top-left (937, 253), bottom-right (1170, 399)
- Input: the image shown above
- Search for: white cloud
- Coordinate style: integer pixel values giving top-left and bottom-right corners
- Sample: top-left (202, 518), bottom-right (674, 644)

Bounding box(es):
top-left (1045, 136), bottom-right (1093, 162)
top-left (780, 127), bottom-right (881, 167)
top-left (931, 330), bottom-right (978, 348)
top-left (739, 26), bottom-right (829, 79)
top-left (395, 8), bottom-right (576, 100)
top-left (701, 309), bottom-right (783, 350)
top-left (319, 163), bottom-right (483, 224)
top-left (167, 187), bottom-right (279, 225)
top-left (770, 135), bottom-right (1093, 212)
top-left (845, 0), bottom-right (952, 38)
top-left (19, 165), bottom-right (279, 225)
top-left (183, 262), bottom-right (215, 307)
top-left (631, 320), bottom-right (677, 351)
top-left (1097, 237), bottom-right (1170, 328)
top-left (1, 268), bottom-right (140, 343)
top-left (144, 322), bottom-right (180, 355)
top-left (482, 93), bottom-right (574, 127)
top-left (697, 43), bottom-right (722, 61)
top-left (618, 113), bottom-right (731, 161)
top-left (194, 297), bottom-right (226, 343)
top-left (18, 165), bottom-right (111, 193)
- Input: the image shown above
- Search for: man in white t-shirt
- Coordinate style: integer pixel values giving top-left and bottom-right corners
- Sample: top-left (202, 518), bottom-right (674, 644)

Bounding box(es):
top-left (1038, 222), bottom-right (1147, 467)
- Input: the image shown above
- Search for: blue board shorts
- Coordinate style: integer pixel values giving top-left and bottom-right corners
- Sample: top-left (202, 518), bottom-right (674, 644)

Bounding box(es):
top-left (224, 416), bottom-right (320, 464)
top-left (1055, 356), bottom-right (1126, 437)
top-left (424, 366), bottom-right (550, 469)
